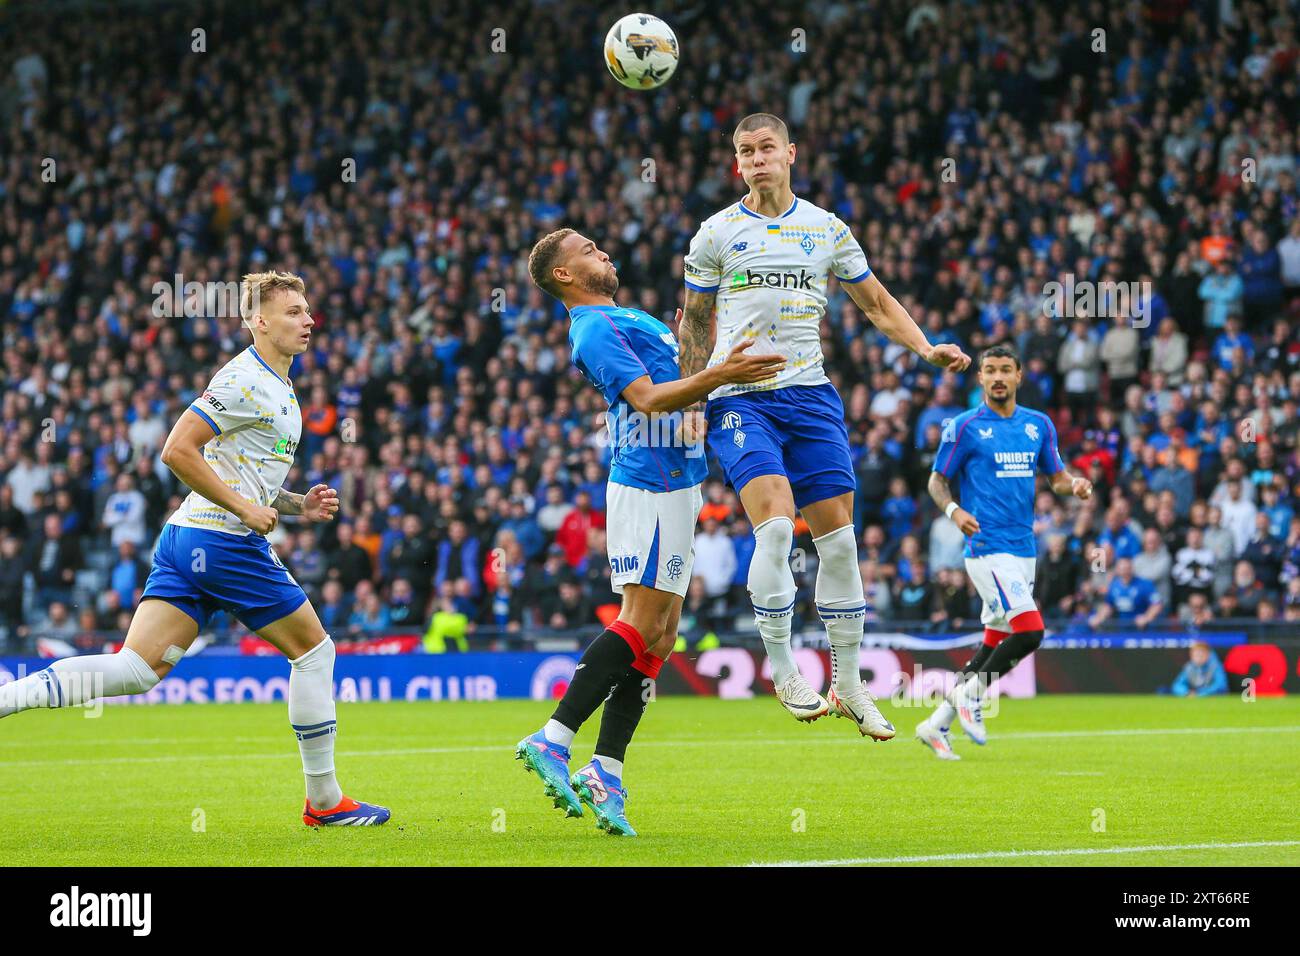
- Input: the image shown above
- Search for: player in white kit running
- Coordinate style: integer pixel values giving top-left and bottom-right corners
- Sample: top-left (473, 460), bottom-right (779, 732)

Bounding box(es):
top-left (0, 271), bottom-right (389, 825)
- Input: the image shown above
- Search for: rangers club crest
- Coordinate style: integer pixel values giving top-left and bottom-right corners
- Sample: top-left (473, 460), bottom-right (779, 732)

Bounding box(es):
top-left (666, 554), bottom-right (684, 580)
top-left (1025, 423), bottom-right (1040, 441)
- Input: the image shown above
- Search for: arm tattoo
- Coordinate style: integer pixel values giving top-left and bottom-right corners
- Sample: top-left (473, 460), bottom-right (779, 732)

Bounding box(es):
top-left (272, 488), bottom-right (304, 515)
top-left (679, 289), bottom-right (716, 382)
top-left (928, 471), bottom-right (954, 511)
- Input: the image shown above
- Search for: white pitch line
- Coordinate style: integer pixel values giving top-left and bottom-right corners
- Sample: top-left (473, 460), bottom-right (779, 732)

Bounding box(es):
top-left (0, 735), bottom-right (284, 749)
top-left (2, 724), bottom-right (1299, 768)
top-left (0, 744), bottom-right (506, 768)
top-left (749, 839), bottom-right (1300, 867)
top-left (993, 725), bottom-right (1300, 740)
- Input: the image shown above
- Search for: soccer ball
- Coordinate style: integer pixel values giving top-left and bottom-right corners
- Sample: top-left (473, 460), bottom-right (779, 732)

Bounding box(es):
top-left (603, 13), bottom-right (679, 90)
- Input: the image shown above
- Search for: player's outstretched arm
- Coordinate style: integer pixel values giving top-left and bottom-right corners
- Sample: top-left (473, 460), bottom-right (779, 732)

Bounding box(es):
top-left (845, 274), bottom-right (971, 371)
top-left (622, 339), bottom-right (785, 415)
top-left (160, 409), bottom-right (279, 534)
top-left (272, 485), bottom-right (340, 522)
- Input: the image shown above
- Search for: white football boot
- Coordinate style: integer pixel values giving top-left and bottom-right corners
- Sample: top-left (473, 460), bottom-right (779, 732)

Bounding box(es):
top-left (827, 686), bottom-right (897, 740)
top-left (915, 718), bottom-right (961, 760)
top-left (774, 673), bottom-right (830, 721)
top-left (952, 677), bottom-right (988, 745)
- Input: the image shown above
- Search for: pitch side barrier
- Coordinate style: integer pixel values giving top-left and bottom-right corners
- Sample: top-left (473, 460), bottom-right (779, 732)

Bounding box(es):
top-left (1, 627), bottom-right (1295, 702)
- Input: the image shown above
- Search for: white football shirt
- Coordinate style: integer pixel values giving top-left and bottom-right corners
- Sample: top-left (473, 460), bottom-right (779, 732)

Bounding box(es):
top-left (169, 346), bottom-right (302, 536)
top-left (684, 196), bottom-right (871, 399)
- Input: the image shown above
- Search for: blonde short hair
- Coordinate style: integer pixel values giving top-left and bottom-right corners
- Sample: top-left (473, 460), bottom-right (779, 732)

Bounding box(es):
top-left (240, 270), bottom-right (306, 324)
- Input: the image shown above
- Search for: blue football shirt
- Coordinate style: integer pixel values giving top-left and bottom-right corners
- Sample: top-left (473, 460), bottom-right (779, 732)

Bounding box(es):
top-left (1106, 576), bottom-right (1161, 619)
top-left (568, 305), bottom-right (708, 492)
top-left (1098, 524), bottom-right (1142, 559)
top-left (933, 403), bottom-right (1065, 558)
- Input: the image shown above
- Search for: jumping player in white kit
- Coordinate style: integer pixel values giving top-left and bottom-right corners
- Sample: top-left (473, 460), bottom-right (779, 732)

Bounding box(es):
top-left (0, 271), bottom-right (390, 825)
top-left (678, 112), bottom-right (971, 739)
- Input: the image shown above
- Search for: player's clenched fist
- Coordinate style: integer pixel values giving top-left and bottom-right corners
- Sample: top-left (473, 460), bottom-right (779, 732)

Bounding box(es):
top-left (304, 484), bottom-right (341, 521)
top-left (950, 506), bottom-right (981, 536)
top-left (678, 409), bottom-right (708, 446)
top-left (1071, 476), bottom-right (1093, 500)
top-left (925, 343), bottom-right (972, 372)
top-left (240, 503), bottom-right (280, 535)
top-left (720, 339), bottom-right (786, 383)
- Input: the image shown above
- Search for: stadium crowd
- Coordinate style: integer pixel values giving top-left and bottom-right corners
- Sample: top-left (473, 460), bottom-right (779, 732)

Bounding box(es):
top-left (1, 0), bottom-right (1299, 653)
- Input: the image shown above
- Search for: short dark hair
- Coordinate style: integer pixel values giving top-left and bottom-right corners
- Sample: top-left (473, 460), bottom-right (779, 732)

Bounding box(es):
top-left (979, 344), bottom-right (1022, 369)
top-left (527, 227), bottom-right (576, 299)
top-left (732, 112), bottom-right (789, 147)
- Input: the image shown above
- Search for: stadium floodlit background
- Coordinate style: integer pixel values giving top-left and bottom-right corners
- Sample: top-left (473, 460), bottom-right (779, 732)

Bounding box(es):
top-left (0, 0), bottom-right (1298, 870)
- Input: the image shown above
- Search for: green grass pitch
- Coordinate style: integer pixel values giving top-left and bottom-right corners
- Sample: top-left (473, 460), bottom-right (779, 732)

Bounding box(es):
top-left (2, 695), bottom-right (1297, 866)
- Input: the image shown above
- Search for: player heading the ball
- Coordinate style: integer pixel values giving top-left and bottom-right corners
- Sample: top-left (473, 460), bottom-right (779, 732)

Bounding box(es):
top-left (679, 112), bottom-right (971, 738)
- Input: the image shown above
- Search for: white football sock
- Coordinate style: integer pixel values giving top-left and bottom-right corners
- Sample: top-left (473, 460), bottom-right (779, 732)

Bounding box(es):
top-left (813, 524), bottom-right (866, 697)
top-left (290, 637), bottom-right (343, 811)
top-left (593, 754), bottom-right (624, 781)
top-left (933, 700), bottom-right (957, 734)
top-left (963, 671), bottom-right (991, 699)
top-left (749, 516), bottom-right (799, 686)
top-left (0, 647), bottom-right (158, 717)
top-left (543, 719), bottom-right (576, 748)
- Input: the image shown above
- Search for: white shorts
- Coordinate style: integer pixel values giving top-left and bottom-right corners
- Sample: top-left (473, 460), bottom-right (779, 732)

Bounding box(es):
top-left (964, 553), bottom-right (1038, 630)
top-left (606, 482), bottom-right (704, 598)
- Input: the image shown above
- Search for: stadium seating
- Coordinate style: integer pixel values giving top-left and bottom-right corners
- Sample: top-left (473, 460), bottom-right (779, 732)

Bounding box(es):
top-left (1, 0), bottom-right (1297, 654)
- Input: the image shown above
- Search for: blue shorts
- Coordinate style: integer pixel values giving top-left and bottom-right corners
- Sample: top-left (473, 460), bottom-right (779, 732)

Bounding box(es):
top-left (707, 383), bottom-right (856, 510)
top-left (141, 524), bottom-right (308, 631)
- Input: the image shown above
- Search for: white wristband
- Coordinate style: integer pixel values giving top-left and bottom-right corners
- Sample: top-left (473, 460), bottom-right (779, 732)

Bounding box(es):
top-left (945, 502), bottom-right (960, 519)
